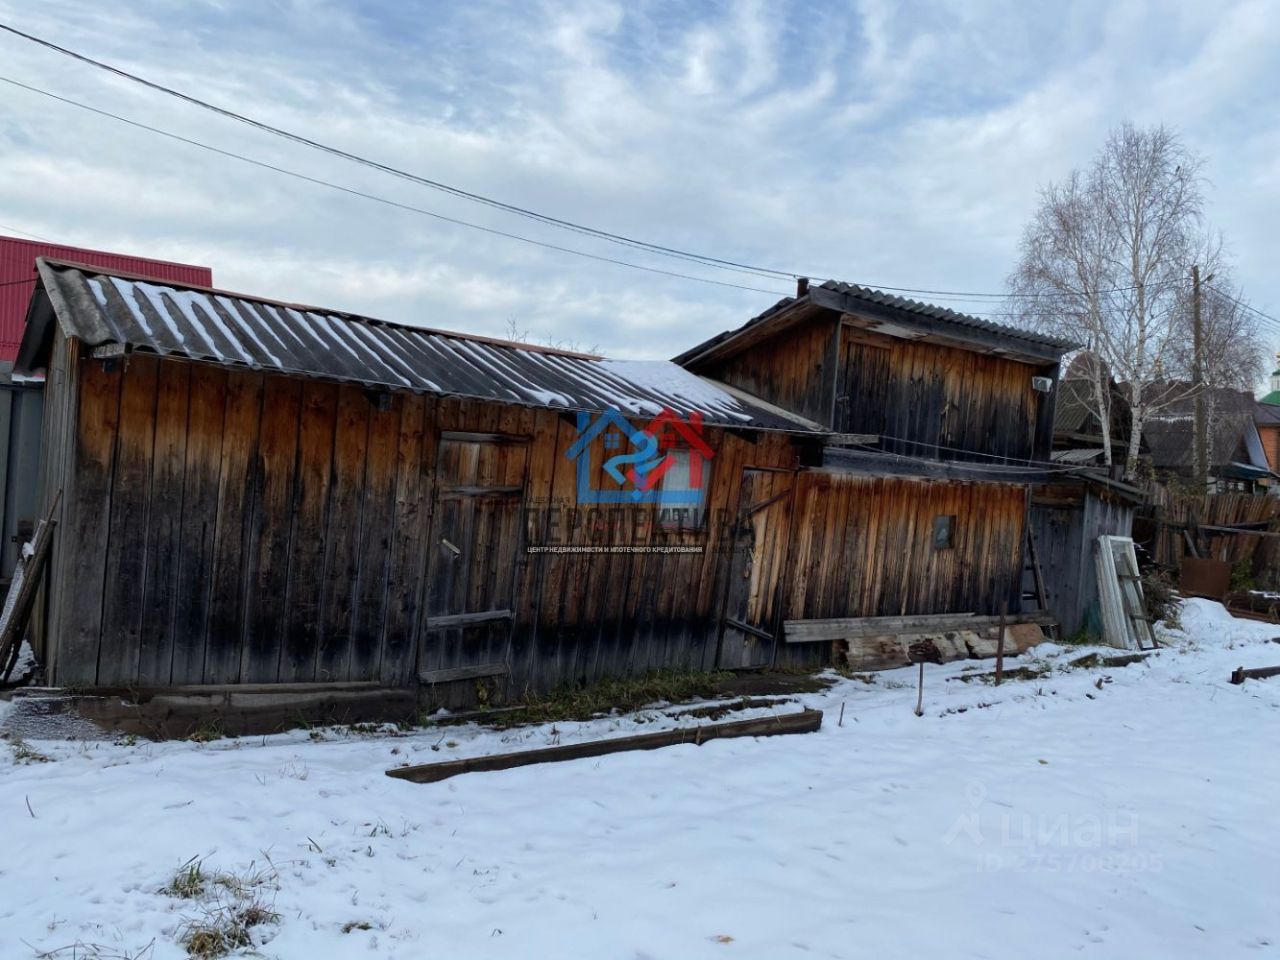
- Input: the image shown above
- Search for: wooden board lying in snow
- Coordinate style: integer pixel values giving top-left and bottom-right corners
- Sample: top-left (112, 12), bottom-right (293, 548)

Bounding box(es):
top-left (385, 709), bottom-right (824, 784)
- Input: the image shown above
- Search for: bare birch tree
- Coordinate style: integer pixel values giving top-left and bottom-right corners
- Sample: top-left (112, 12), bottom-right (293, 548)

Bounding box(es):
top-left (1163, 238), bottom-right (1265, 399)
top-left (1008, 123), bottom-right (1210, 478)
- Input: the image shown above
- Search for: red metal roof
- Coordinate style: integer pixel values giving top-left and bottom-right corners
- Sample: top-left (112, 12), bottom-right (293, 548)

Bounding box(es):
top-left (0, 236), bottom-right (211, 363)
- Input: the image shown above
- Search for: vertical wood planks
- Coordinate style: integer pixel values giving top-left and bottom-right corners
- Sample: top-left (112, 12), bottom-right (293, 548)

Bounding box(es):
top-left (381, 394), bottom-right (436, 686)
top-left (242, 376), bottom-right (301, 683)
top-left (58, 349), bottom-right (121, 685)
top-left (783, 473), bottom-right (1027, 626)
top-left (280, 381), bottom-right (337, 682)
top-left (170, 363), bottom-right (228, 684)
top-left (205, 369), bottom-right (263, 683)
top-left (98, 355), bottom-right (159, 685)
top-left (137, 360), bottom-right (191, 684)
top-left (350, 396), bottom-right (400, 680)
top-left (316, 384), bottom-right (369, 681)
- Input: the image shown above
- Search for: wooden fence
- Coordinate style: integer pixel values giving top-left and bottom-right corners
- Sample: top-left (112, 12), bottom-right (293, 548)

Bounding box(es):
top-left (1135, 486), bottom-right (1280, 585)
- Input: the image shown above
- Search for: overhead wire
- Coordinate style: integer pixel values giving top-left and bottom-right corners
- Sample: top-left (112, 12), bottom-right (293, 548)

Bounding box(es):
top-left (840, 441), bottom-right (1098, 476)
top-left (0, 74), bottom-right (799, 299)
top-left (1205, 283), bottom-right (1280, 331)
top-left (0, 22), bottom-right (1197, 306)
top-left (0, 222), bottom-right (51, 242)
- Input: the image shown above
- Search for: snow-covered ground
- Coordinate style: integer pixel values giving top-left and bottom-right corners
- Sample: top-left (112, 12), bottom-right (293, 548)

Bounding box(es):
top-left (2, 599), bottom-right (1278, 959)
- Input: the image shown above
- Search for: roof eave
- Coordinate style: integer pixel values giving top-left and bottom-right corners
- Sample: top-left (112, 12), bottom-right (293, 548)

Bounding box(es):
top-left (811, 285), bottom-right (1074, 364)
top-left (673, 295), bottom-right (818, 369)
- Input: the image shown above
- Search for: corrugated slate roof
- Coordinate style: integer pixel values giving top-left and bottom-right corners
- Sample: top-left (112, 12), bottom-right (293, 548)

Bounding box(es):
top-left (1051, 447), bottom-right (1107, 464)
top-left (0, 236), bottom-right (210, 364)
top-left (1144, 414), bottom-right (1269, 472)
top-left (674, 278), bottom-right (1074, 367)
top-left (1053, 380), bottom-right (1094, 433)
top-left (1255, 401), bottom-right (1280, 426)
top-left (814, 280), bottom-right (1075, 351)
top-left (21, 260), bottom-right (824, 434)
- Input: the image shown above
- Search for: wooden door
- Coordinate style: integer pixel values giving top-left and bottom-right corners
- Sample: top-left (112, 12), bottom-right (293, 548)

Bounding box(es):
top-left (717, 468), bottom-right (795, 669)
top-left (836, 335), bottom-right (891, 438)
top-left (419, 431), bottom-right (529, 691)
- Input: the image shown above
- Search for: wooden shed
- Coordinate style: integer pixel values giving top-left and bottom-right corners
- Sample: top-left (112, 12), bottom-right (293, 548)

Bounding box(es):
top-left (677, 278), bottom-right (1075, 669)
top-left (18, 259), bottom-right (825, 697)
top-left (16, 263), bottom-right (1075, 716)
top-left (1028, 476), bottom-right (1142, 640)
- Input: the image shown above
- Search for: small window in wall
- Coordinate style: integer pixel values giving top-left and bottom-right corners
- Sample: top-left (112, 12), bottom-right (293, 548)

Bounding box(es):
top-left (933, 514), bottom-right (955, 549)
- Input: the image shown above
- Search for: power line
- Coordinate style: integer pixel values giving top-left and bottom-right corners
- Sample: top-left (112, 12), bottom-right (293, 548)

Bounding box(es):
top-left (0, 221), bottom-right (51, 242)
top-left (0, 21), bottom-right (1189, 305)
top-left (0, 74), bottom-right (1029, 319)
top-left (0, 276), bottom-right (37, 287)
top-left (0, 21), bottom-right (806, 285)
top-left (1205, 283), bottom-right (1280, 330)
top-left (842, 440), bottom-right (1094, 476)
top-left (0, 74), bottom-right (800, 299)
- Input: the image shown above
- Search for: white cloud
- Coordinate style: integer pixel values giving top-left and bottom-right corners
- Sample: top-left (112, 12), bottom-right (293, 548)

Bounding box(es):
top-left (0, 0), bottom-right (1276, 358)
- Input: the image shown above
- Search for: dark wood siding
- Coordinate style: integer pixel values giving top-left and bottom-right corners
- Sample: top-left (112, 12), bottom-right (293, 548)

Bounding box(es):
top-left (701, 315), bottom-right (839, 426)
top-left (49, 355), bottom-right (440, 686)
top-left (836, 326), bottom-right (1042, 461)
top-left (777, 472), bottom-right (1027, 668)
top-left (1029, 483), bottom-right (1134, 639)
top-left (43, 348), bottom-right (1034, 699)
top-left (45, 352), bottom-right (805, 690)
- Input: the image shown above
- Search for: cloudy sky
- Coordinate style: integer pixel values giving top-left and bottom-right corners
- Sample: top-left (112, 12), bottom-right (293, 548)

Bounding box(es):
top-left (0, 0), bottom-right (1276, 360)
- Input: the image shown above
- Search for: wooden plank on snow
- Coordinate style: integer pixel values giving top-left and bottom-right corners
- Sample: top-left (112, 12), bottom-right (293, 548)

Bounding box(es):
top-left (386, 708), bottom-right (824, 784)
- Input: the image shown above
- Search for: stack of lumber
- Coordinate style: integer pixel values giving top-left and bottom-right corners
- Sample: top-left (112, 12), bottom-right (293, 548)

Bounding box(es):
top-left (783, 613), bottom-right (1051, 672)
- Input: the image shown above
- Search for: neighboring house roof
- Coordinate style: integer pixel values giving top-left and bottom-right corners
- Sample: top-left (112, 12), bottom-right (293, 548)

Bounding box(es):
top-left (674, 279), bottom-right (1075, 368)
top-left (1260, 390), bottom-right (1280, 406)
top-left (1143, 413), bottom-right (1274, 477)
top-left (1051, 447), bottom-right (1107, 465)
top-left (1053, 379), bottom-right (1096, 434)
top-left (1051, 376), bottom-right (1140, 455)
top-left (0, 235), bottom-right (211, 364)
top-left (18, 259), bottom-right (824, 435)
top-left (1143, 381), bottom-right (1256, 419)
top-left (1255, 401), bottom-right (1280, 426)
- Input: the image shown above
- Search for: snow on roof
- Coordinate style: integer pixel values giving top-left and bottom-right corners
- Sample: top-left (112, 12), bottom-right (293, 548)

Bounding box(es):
top-left (22, 260), bottom-right (823, 434)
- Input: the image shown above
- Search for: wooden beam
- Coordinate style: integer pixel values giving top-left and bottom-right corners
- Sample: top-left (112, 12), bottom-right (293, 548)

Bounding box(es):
top-left (420, 662), bottom-right (511, 684)
top-left (723, 616), bottom-right (776, 642)
top-left (784, 612), bottom-right (1056, 643)
top-left (440, 431), bottom-right (532, 444)
top-left (437, 484), bottom-right (525, 498)
top-left (424, 609), bottom-right (513, 629)
top-left (1229, 665), bottom-right (1280, 685)
top-left (810, 286), bottom-right (1067, 364)
top-left (385, 709), bottom-right (824, 784)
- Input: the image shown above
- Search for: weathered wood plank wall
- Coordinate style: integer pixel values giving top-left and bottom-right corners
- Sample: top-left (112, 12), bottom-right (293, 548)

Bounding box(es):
top-left (837, 327), bottom-right (1042, 461)
top-left (693, 316), bottom-right (1053, 463)
top-left (700, 315), bottom-right (838, 426)
top-left (30, 325), bottom-right (81, 677)
top-left (777, 473), bottom-right (1028, 667)
top-left (41, 347), bottom-right (1037, 696)
top-left (1030, 483), bottom-right (1135, 639)
top-left (43, 351), bottom-right (803, 690)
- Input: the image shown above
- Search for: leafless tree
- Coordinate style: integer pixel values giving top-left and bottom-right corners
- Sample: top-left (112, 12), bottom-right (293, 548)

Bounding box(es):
top-left (1006, 123), bottom-right (1249, 478)
top-left (504, 316), bottom-right (599, 355)
top-left (1163, 238), bottom-right (1265, 399)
